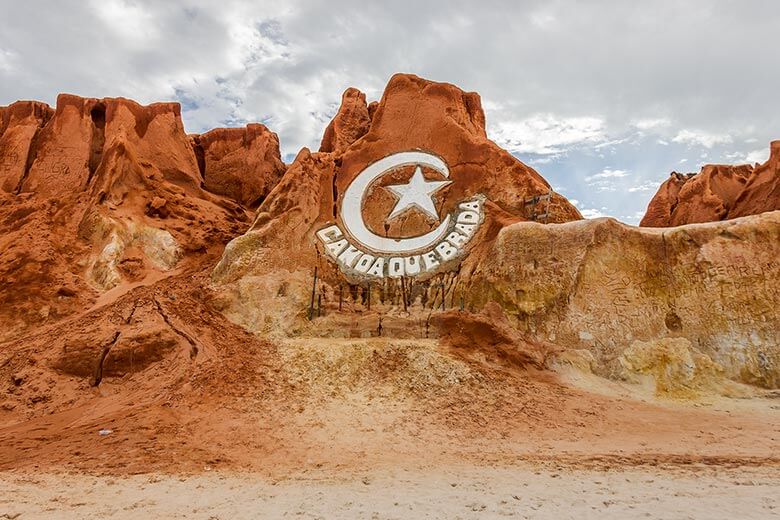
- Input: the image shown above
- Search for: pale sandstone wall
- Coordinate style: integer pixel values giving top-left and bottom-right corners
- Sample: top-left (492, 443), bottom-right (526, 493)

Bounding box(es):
top-left (470, 211), bottom-right (780, 387)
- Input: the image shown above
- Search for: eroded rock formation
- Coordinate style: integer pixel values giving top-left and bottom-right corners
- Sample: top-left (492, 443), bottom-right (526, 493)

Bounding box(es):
top-left (469, 212), bottom-right (780, 388)
top-left (1, 74), bottom-right (777, 400)
top-left (319, 87), bottom-right (371, 153)
top-left (0, 100), bottom-right (54, 192)
top-left (0, 94), bottom-right (279, 340)
top-left (211, 73), bottom-right (581, 330)
top-left (191, 124), bottom-right (286, 208)
top-left (2, 74), bottom-right (779, 480)
top-left (641, 141), bottom-right (780, 226)
top-left (209, 74), bottom-right (778, 390)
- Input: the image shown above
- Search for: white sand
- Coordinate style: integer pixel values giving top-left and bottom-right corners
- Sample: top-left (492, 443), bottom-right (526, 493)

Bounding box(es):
top-left (1, 464), bottom-right (778, 519)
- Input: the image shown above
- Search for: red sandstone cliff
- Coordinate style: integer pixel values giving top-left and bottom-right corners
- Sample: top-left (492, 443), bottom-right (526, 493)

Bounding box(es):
top-left (250, 73), bottom-right (580, 254)
top-left (319, 87), bottom-right (372, 154)
top-left (0, 76), bottom-right (581, 342)
top-left (0, 94), bottom-right (286, 207)
top-left (0, 100), bottom-right (55, 192)
top-left (640, 141), bottom-right (780, 227)
top-left (0, 94), bottom-right (287, 339)
top-left (0, 75), bottom-right (584, 380)
top-left (190, 124), bottom-right (286, 208)
top-left (212, 73), bottom-right (583, 326)
top-left (0, 76), bottom-right (778, 479)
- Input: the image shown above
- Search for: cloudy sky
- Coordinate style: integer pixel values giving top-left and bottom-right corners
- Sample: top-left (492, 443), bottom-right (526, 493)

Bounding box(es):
top-left (2, 1), bottom-right (777, 223)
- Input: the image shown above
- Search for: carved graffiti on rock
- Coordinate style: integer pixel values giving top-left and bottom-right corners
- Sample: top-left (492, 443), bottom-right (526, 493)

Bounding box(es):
top-left (317, 151), bottom-right (484, 279)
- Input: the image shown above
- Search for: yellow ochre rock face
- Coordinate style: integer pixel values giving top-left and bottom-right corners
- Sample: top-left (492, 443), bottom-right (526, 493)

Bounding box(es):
top-left (619, 337), bottom-right (726, 398)
top-left (207, 74), bottom-right (778, 391)
top-left (468, 211), bottom-right (780, 388)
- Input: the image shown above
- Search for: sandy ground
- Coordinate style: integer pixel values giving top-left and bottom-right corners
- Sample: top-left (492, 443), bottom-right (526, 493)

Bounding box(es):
top-left (1, 464), bottom-right (778, 519)
top-left (2, 239), bottom-right (779, 519)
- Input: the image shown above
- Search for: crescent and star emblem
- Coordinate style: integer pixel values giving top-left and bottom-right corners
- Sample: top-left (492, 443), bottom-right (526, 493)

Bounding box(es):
top-left (317, 151), bottom-right (484, 279)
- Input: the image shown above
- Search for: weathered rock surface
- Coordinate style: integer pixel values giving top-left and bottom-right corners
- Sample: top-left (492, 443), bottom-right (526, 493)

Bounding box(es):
top-left (432, 302), bottom-right (554, 370)
top-left (319, 87), bottom-right (371, 153)
top-left (641, 141), bottom-right (780, 226)
top-left (1, 75), bottom-right (780, 480)
top-left (1, 94), bottom-right (288, 205)
top-left (1, 74), bottom-right (778, 401)
top-left (18, 94), bottom-right (205, 197)
top-left (618, 337), bottom-right (732, 398)
top-left (209, 74), bottom-right (778, 390)
top-left (468, 211), bottom-right (780, 388)
top-left (0, 101), bottom-right (54, 192)
top-left (191, 124), bottom-right (286, 208)
top-left (212, 73), bottom-right (581, 334)
top-left (0, 94), bottom-right (269, 340)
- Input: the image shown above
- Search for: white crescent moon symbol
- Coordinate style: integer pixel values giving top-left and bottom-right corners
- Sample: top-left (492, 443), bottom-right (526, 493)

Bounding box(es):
top-left (340, 151), bottom-right (451, 254)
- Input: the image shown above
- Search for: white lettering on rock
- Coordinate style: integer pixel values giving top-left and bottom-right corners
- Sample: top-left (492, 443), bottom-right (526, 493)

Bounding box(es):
top-left (317, 225), bottom-right (343, 243)
top-left (446, 231), bottom-right (467, 247)
top-left (435, 241), bottom-right (458, 261)
top-left (338, 245), bottom-right (363, 268)
top-left (367, 257), bottom-right (385, 277)
top-left (458, 211), bottom-right (479, 224)
top-left (455, 223), bottom-right (476, 237)
top-left (316, 152), bottom-right (485, 280)
top-left (326, 239), bottom-right (348, 257)
top-left (459, 200), bottom-right (481, 212)
top-left (421, 251), bottom-right (439, 270)
top-left (388, 257), bottom-right (404, 277)
top-left (354, 253), bottom-right (375, 273)
top-left (404, 255), bottom-right (421, 276)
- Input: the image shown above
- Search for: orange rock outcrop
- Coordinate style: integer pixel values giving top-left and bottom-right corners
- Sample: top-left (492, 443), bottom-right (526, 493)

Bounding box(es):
top-left (0, 94), bottom-right (284, 339)
top-left (641, 141), bottom-right (780, 226)
top-left (191, 124), bottom-right (286, 208)
top-left (0, 75), bottom-right (778, 479)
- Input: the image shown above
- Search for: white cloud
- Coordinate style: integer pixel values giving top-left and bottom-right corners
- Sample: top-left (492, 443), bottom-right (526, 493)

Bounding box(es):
top-left (628, 181), bottom-right (659, 193)
top-left (708, 147), bottom-right (766, 165)
top-left (0, 48), bottom-right (15, 72)
top-left (530, 11), bottom-right (557, 29)
top-left (580, 208), bottom-right (609, 219)
top-left (592, 137), bottom-right (630, 150)
top-left (585, 168), bottom-right (628, 181)
top-left (89, 0), bottom-right (159, 46)
top-left (489, 114), bottom-right (605, 155)
top-left (672, 129), bottom-right (733, 148)
top-left (225, 16), bottom-right (292, 70)
top-left (620, 210), bottom-right (647, 225)
top-left (528, 156), bottom-right (555, 165)
top-left (742, 148), bottom-right (769, 164)
top-left (583, 168), bottom-right (629, 193)
top-left (633, 118), bottom-right (671, 130)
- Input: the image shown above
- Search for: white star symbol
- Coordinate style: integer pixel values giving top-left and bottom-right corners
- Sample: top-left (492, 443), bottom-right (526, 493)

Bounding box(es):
top-left (385, 166), bottom-right (451, 221)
